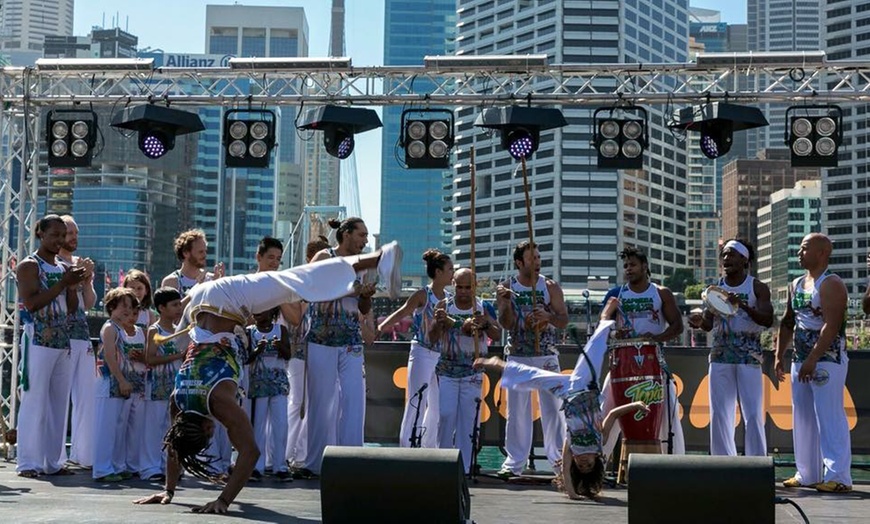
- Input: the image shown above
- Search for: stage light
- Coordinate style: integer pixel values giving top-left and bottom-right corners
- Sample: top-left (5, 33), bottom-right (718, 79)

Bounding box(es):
top-left (400, 109), bottom-right (454, 169)
top-left (46, 109), bottom-right (98, 168)
top-left (669, 102), bottom-right (768, 160)
top-left (785, 105), bottom-right (842, 167)
top-left (222, 109), bottom-right (276, 168)
top-left (474, 106), bottom-right (568, 160)
top-left (110, 104), bottom-right (204, 160)
top-left (593, 107), bottom-right (648, 169)
top-left (297, 105), bottom-right (382, 159)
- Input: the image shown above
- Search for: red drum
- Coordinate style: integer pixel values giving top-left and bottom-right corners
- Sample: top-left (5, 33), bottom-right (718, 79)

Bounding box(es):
top-left (609, 341), bottom-right (665, 442)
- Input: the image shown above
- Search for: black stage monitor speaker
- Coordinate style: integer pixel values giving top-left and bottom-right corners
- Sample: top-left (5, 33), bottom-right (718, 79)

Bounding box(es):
top-left (628, 455), bottom-right (774, 524)
top-left (321, 446), bottom-right (471, 524)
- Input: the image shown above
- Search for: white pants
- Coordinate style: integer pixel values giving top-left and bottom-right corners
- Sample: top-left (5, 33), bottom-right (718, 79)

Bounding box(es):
top-left (92, 393), bottom-right (132, 479)
top-left (207, 424), bottom-right (233, 474)
top-left (252, 395), bottom-right (289, 474)
top-left (790, 358), bottom-right (852, 486)
top-left (16, 340), bottom-right (73, 474)
top-left (501, 355), bottom-right (566, 474)
top-left (438, 374), bottom-right (483, 475)
top-left (139, 399), bottom-right (170, 479)
top-left (285, 357), bottom-right (308, 465)
top-left (399, 342), bottom-right (440, 448)
top-left (66, 338), bottom-right (97, 467)
top-left (601, 372), bottom-right (685, 456)
top-left (304, 343), bottom-right (365, 474)
top-left (709, 362), bottom-right (766, 456)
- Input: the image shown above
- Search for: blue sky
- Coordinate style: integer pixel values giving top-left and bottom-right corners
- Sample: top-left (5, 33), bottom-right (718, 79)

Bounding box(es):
top-left (74, 1), bottom-right (747, 234)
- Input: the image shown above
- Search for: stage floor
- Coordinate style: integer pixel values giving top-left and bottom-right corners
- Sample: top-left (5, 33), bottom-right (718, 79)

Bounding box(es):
top-left (1, 461), bottom-right (868, 523)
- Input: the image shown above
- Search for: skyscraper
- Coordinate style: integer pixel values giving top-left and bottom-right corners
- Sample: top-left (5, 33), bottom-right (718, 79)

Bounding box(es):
top-left (747, 0), bottom-right (822, 156)
top-left (452, 0), bottom-right (689, 287)
top-left (380, 0), bottom-right (456, 284)
top-left (205, 5), bottom-right (308, 274)
top-left (0, 0), bottom-right (74, 53)
top-left (822, 1), bottom-right (870, 305)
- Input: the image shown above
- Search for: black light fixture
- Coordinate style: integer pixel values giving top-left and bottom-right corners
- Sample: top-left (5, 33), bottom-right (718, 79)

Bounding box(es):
top-left (296, 105), bottom-right (382, 159)
top-left (593, 107), bottom-right (648, 169)
top-left (223, 109), bottom-right (277, 168)
top-left (110, 104), bottom-right (205, 159)
top-left (46, 109), bottom-right (98, 168)
top-left (473, 106), bottom-right (568, 159)
top-left (785, 105), bottom-right (842, 167)
top-left (669, 102), bottom-right (768, 159)
top-left (400, 109), bottom-right (454, 169)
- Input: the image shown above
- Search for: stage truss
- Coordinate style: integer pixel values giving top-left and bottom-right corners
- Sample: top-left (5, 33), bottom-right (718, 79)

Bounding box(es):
top-left (3, 54), bottom-right (870, 430)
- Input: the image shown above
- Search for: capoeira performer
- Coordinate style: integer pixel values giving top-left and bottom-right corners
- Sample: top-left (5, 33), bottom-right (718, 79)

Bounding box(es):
top-left (134, 242), bottom-right (402, 513)
top-left (495, 241), bottom-right (568, 478)
top-left (429, 268), bottom-right (501, 474)
top-left (474, 320), bottom-right (648, 500)
top-left (57, 215), bottom-right (97, 469)
top-left (689, 240), bottom-right (772, 456)
top-left (301, 217), bottom-right (382, 478)
top-left (16, 214), bottom-right (87, 478)
top-left (776, 233), bottom-right (852, 493)
top-left (599, 247), bottom-right (685, 455)
top-left (378, 248), bottom-right (454, 448)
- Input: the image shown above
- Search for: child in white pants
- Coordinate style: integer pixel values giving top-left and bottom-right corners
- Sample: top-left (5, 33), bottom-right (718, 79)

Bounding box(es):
top-left (247, 307), bottom-right (292, 481)
top-left (142, 287), bottom-right (187, 481)
top-left (93, 288), bottom-right (147, 481)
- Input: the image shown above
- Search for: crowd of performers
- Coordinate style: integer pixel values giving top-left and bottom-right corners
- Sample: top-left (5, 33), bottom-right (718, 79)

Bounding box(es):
top-left (13, 211), bottom-right (863, 513)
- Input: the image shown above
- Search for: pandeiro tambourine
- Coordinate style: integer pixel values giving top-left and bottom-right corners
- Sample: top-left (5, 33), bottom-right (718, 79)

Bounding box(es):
top-left (702, 285), bottom-right (739, 317)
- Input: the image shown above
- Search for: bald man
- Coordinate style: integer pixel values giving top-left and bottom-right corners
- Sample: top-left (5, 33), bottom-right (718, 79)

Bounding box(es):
top-left (776, 233), bottom-right (852, 493)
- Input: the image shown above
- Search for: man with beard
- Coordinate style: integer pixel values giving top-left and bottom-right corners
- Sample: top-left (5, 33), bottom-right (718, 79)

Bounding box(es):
top-left (15, 215), bottom-right (87, 478)
top-left (161, 229), bottom-right (225, 297)
top-left (599, 246), bottom-right (685, 455)
top-left (689, 240), bottom-right (773, 456)
top-left (495, 241), bottom-right (568, 479)
top-left (57, 215), bottom-right (97, 468)
top-left (776, 233), bottom-right (852, 493)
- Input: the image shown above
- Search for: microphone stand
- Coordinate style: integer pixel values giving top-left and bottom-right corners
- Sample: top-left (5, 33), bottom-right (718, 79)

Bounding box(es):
top-left (469, 397), bottom-right (482, 482)
top-left (663, 366), bottom-right (675, 455)
top-left (409, 384), bottom-right (427, 448)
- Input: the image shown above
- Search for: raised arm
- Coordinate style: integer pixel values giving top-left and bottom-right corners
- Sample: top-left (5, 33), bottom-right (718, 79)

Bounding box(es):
top-left (378, 288), bottom-right (426, 333)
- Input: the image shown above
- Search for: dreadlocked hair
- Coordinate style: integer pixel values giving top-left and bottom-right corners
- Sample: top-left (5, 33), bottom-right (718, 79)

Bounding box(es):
top-left (163, 411), bottom-right (215, 480)
top-left (569, 454), bottom-right (606, 498)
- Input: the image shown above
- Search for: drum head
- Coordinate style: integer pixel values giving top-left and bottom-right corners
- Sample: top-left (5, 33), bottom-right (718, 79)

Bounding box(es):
top-left (703, 286), bottom-right (738, 317)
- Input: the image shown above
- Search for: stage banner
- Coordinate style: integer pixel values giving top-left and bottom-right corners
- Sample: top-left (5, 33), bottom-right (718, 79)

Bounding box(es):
top-left (364, 343), bottom-right (870, 454)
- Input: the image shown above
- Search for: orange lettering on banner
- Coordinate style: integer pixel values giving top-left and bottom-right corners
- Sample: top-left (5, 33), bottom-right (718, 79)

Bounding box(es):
top-left (390, 365), bottom-right (493, 422)
top-left (686, 372), bottom-right (857, 431)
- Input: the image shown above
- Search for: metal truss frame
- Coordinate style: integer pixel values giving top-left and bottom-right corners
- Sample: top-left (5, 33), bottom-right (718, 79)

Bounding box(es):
top-left (3, 56), bottom-right (870, 431)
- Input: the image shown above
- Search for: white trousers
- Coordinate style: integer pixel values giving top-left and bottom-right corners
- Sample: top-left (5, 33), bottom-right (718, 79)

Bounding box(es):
top-left (252, 395), bottom-right (289, 474)
top-left (398, 342), bottom-right (440, 448)
top-left (92, 394), bottom-right (132, 479)
top-left (285, 357), bottom-right (308, 465)
top-left (304, 342), bottom-right (365, 474)
top-left (709, 362), bottom-right (766, 456)
top-left (207, 424), bottom-right (233, 474)
top-left (601, 372), bottom-right (686, 456)
top-left (438, 374), bottom-right (483, 474)
top-left (16, 341), bottom-right (73, 474)
top-left (139, 399), bottom-right (170, 479)
top-left (501, 355), bottom-right (566, 474)
top-left (66, 338), bottom-right (97, 467)
top-left (790, 359), bottom-right (852, 486)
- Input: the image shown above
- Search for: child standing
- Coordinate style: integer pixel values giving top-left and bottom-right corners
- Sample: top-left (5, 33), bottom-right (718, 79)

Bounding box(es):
top-left (141, 287), bottom-right (187, 481)
top-left (123, 269), bottom-right (157, 329)
top-left (246, 307), bottom-right (292, 481)
top-left (93, 288), bottom-right (147, 482)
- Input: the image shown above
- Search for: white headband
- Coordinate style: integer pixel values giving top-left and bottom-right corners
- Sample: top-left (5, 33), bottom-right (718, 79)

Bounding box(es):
top-left (723, 240), bottom-right (749, 260)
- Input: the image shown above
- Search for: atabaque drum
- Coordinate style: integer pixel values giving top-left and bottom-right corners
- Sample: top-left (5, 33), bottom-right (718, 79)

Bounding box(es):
top-left (609, 340), bottom-right (665, 442)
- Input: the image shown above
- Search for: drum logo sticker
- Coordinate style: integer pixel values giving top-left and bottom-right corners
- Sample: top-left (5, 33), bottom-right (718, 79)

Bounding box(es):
top-left (624, 380), bottom-right (664, 420)
top-left (634, 354), bottom-right (645, 367)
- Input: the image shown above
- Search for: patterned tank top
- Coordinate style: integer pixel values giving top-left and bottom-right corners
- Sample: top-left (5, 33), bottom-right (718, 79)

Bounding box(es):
top-left (435, 297), bottom-right (491, 379)
top-left (411, 285), bottom-right (449, 349)
top-left (20, 253), bottom-right (70, 349)
top-left (171, 269), bottom-right (201, 298)
top-left (246, 322), bottom-right (290, 398)
top-left (97, 320), bottom-right (147, 398)
top-left (149, 323), bottom-right (183, 401)
top-left (308, 248), bottom-right (363, 347)
top-left (710, 276), bottom-right (764, 365)
top-left (57, 254), bottom-right (90, 342)
top-left (174, 341), bottom-right (241, 417)
top-left (791, 271), bottom-right (845, 364)
top-left (615, 283), bottom-right (665, 338)
top-left (504, 275), bottom-right (558, 357)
